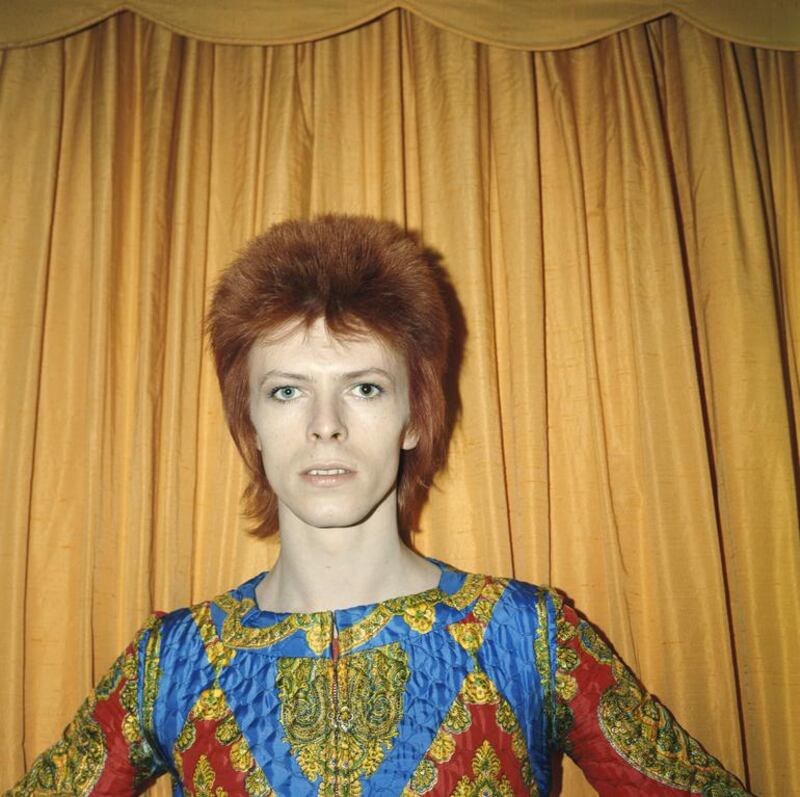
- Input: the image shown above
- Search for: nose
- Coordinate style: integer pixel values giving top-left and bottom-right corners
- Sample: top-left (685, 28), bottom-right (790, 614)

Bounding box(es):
top-left (307, 393), bottom-right (347, 442)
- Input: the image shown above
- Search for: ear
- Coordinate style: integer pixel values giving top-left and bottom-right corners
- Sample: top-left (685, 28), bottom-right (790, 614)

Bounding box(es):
top-left (402, 425), bottom-right (419, 451)
top-left (254, 434), bottom-right (262, 452)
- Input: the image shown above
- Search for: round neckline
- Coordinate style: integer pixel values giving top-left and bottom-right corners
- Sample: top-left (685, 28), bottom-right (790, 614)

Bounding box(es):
top-left (246, 555), bottom-right (451, 619)
top-left (213, 559), bottom-right (490, 655)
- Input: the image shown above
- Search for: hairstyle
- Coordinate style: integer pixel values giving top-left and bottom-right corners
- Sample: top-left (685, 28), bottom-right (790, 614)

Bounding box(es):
top-left (206, 214), bottom-right (452, 540)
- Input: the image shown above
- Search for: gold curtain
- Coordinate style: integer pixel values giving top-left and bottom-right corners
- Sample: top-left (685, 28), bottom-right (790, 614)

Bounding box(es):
top-left (1, 9), bottom-right (798, 796)
top-left (2, 0), bottom-right (799, 50)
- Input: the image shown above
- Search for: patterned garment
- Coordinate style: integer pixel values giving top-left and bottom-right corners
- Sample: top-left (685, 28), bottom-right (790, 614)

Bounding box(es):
top-left (7, 559), bottom-right (753, 797)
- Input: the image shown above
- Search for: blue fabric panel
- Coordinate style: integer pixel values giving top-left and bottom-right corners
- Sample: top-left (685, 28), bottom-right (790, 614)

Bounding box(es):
top-left (479, 581), bottom-right (552, 795)
top-left (219, 651), bottom-right (317, 797)
top-left (152, 607), bottom-right (216, 764)
top-left (364, 630), bottom-right (471, 796)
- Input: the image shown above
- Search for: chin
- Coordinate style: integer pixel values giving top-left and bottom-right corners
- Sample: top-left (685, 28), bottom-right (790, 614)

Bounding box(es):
top-left (281, 482), bottom-right (397, 531)
top-left (295, 503), bottom-right (377, 530)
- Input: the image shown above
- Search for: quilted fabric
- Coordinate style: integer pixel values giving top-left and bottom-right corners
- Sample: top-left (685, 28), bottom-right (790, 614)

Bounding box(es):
top-left (7, 559), bottom-right (753, 796)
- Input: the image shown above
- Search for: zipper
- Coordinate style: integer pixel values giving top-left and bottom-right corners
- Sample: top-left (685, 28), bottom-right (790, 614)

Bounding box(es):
top-left (331, 611), bottom-right (340, 797)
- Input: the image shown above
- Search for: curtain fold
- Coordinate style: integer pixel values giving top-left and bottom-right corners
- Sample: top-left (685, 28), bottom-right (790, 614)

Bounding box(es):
top-left (1, 0), bottom-right (799, 50)
top-left (1, 9), bottom-right (797, 796)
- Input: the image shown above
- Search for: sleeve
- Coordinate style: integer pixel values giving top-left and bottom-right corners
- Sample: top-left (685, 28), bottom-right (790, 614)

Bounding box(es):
top-left (538, 590), bottom-right (755, 797)
top-left (6, 613), bottom-right (168, 797)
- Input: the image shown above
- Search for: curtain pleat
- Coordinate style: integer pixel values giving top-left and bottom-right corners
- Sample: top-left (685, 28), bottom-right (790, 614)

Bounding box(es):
top-left (2, 0), bottom-right (798, 50)
top-left (1, 10), bottom-right (797, 795)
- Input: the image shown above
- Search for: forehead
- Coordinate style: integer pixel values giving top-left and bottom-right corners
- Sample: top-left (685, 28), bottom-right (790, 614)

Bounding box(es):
top-left (247, 317), bottom-right (407, 377)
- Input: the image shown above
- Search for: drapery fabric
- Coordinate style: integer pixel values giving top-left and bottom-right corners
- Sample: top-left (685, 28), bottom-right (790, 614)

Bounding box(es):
top-left (1, 0), bottom-right (799, 50)
top-left (0, 7), bottom-right (797, 797)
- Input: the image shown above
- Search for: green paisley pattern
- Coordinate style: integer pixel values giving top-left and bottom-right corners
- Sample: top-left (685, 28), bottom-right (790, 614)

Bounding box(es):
top-left (8, 698), bottom-right (108, 796)
top-left (8, 616), bottom-right (162, 796)
top-left (566, 604), bottom-right (750, 796)
top-left (597, 655), bottom-right (751, 796)
top-left (276, 642), bottom-right (410, 796)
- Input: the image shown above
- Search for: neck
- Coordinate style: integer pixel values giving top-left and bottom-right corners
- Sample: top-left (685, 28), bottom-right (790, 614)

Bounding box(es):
top-left (255, 498), bottom-right (441, 613)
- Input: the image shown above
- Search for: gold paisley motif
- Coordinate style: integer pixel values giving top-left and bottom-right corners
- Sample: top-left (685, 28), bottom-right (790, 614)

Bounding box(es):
top-left (245, 769), bottom-right (274, 797)
top-left (405, 669), bottom-right (538, 797)
top-left (471, 579), bottom-right (508, 624)
top-left (337, 604), bottom-right (396, 654)
top-left (402, 602), bottom-right (436, 633)
top-left (119, 651), bottom-right (153, 779)
top-left (8, 615), bottom-right (163, 797)
top-left (554, 671), bottom-right (578, 703)
top-left (448, 622), bottom-right (485, 655)
top-left (8, 700), bottom-right (107, 796)
top-left (176, 721), bottom-right (197, 753)
top-left (451, 740), bottom-right (514, 797)
top-left (576, 617), bottom-right (614, 666)
top-left (555, 644), bottom-right (579, 672)
top-left (598, 658), bottom-right (751, 795)
top-left (216, 573), bottom-right (487, 655)
top-left (446, 578), bottom-right (506, 664)
top-left (534, 590), bottom-right (575, 751)
top-left (276, 643), bottom-right (409, 796)
top-left (442, 573), bottom-right (489, 611)
top-left (122, 651), bottom-right (138, 681)
top-left (192, 603), bottom-right (237, 672)
top-left (555, 602), bottom-right (576, 643)
top-left (230, 736), bottom-right (255, 773)
top-left (126, 619), bottom-right (163, 785)
top-left (192, 754), bottom-right (228, 797)
top-left (339, 574), bottom-right (488, 655)
top-left (176, 683), bottom-right (275, 797)
top-left (533, 590), bottom-right (554, 719)
top-left (122, 712), bottom-right (141, 744)
top-left (120, 679), bottom-right (138, 715)
top-left (192, 687), bottom-right (229, 722)
top-left (494, 700), bottom-right (517, 735)
top-left (218, 596), bottom-right (332, 654)
top-left (492, 695), bottom-right (538, 794)
top-left (215, 715), bottom-right (241, 746)
top-left (175, 749), bottom-right (185, 781)
top-left (442, 698), bottom-right (472, 735)
top-left (552, 599), bottom-right (751, 795)
top-left (141, 617), bottom-right (162, 743)
top-left (462, 671), bottom-right (500, 705)
top-left (428, 729), bottom-right (456, 763)
top-left (403, 757), bottom-right (438, 795)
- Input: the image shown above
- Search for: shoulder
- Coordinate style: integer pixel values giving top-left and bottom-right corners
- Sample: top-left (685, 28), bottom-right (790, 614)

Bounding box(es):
top-left (149, 571), bottom-right (266, 638)
top-left (491, 573), bottom-right (562, 607)
top-left (443, 564), bottom-right (570, 643)
top-left (143, 572), bottom-right (268, 666)
top-left (454, 564), bottom-right (565, 617)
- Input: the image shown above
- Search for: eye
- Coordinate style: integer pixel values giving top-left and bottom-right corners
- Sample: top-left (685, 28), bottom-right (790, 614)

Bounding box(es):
top-left (351, 383), bottom-right (383, 399)
top-left (270, 386), bottom-right (301, 401)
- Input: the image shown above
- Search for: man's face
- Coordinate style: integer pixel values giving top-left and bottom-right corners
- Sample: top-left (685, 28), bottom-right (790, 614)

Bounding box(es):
top-left (247, 317), bottom-right (419, 531)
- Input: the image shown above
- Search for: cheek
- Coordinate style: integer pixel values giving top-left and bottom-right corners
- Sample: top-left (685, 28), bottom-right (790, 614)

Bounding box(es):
top-left (253, 427), bottom-right (289, 470)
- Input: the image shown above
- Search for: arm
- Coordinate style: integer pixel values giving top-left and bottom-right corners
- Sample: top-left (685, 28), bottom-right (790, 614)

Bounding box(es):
top-left (539, 591), bottom-right (754, 796)
top-left (7, 614), bottom-right (167, 797)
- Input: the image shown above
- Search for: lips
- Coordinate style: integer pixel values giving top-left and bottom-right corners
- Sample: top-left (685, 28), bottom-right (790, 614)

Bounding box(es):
top-left (301, 463), bottom-right (355, 475)
top-left (300, 463), bottom-right (356, 488)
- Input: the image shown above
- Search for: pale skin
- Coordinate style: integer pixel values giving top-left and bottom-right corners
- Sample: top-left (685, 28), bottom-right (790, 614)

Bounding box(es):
top-left (247, 317), bottom-right (441, 614)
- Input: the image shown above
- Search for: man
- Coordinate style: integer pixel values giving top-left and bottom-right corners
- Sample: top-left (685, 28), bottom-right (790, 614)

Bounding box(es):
top-left (8, 215), bottom-right (753, 796)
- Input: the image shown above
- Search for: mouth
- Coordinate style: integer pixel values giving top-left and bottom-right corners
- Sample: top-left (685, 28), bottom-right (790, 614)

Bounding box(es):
top-left (300, 464), bottom-right (356, 487)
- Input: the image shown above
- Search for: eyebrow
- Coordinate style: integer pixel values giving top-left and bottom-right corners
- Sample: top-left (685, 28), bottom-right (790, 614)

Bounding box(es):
top-left (257, 368), bottom-right (396, 391)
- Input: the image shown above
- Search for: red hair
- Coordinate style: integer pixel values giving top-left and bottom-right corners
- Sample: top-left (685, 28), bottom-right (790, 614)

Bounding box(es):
top-left (206, 215), bottom-right (453, 540)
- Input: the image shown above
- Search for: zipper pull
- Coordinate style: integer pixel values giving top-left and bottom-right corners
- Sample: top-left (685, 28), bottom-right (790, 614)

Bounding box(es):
top-left (330, 612), bottom-right (339, 664)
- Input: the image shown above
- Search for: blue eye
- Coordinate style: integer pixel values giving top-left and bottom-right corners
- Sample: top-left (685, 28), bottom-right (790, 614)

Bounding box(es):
top-left (352, 383), bottom-right (382, 398)
top-left (270, 386), bottom-right (300, 401)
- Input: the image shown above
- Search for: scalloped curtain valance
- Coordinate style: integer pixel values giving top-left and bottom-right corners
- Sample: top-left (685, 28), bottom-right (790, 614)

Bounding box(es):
top-left (1, 0), bottom-right (799, 50)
